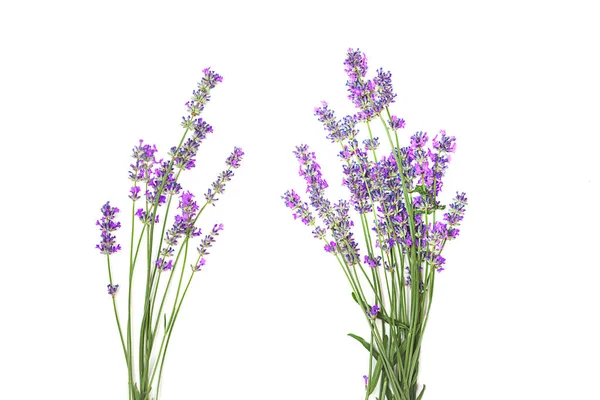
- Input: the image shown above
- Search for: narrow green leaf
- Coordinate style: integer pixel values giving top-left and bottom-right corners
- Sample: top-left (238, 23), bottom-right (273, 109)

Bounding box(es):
top-left (347, 333), bottom-right (379, 360)
top-left (385, 387), bottom-right (394, 400)
top-left (368, 357), bottom-right (384, 395)
top-left (416, 384), bottom-right (427, 400)
top-left (163, 313), bottom-right (167, 331)
top-left (378, 313), bottom-right (409, 330)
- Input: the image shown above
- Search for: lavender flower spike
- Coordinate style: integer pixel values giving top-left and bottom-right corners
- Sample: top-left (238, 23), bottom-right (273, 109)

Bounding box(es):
top-left (205, 148), bottom-right (245, 206)
top-left (96, 202), bottom-right (121, 255)
top-left (107, 284), bottom-right (119, 296)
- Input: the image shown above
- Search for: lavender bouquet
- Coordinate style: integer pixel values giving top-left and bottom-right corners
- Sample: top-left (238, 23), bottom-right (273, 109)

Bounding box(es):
top-left (283, 49), bottom-right (467, 400)
top-left (96, 68), bottom-right (243, 400)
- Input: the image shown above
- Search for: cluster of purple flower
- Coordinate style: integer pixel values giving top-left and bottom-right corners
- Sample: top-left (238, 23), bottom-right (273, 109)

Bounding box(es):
top-left (205, 147), bottom-right (245, 206)
top-left (155, 191), bottom-right (203, 272)
top-left (96, 202), bottom-right (122, 295)
top-left (283, 48), bottom-right (467, 275)
top-left (193, 223), bottom-right (224, 271)
top-left (180, 68), bottom-right (223, 130)
top-left (283, 144), bottom-right (360, 265)
top-left (96, 202), bottom-right (122, 255)
top-left (344, 49), bottom-right (396, 121)
top-left (98, 67), bottom-right (243, 295)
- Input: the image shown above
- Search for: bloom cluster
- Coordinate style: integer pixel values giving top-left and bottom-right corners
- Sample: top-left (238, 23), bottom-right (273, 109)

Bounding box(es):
top-left (284, 49), bottom-right (467, 399)
top-left (181, 68), bottom-right (223, 129)
top-left (96, 67), bottom-right (245, 400)
top-left (96, 202), bottom-right (121, 255)
top-left (193, 223), bottom-right (224, 271)
top-left (205, 147), bottom-right (245, 206)
top-left (344, 49), bottom-right (396, 121)
top-left (284, 48), bottom-right (468, 276)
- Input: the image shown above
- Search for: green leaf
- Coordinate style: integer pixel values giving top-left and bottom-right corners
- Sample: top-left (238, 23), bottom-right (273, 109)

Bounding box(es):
top-left (385, 387), bottom-right (394, 400)
top-left (378, 313), bottom-right (409, 330)
top-left (164, 314), bottom-right (167, 331)
top-left (368, 357), bottom-right (384, 395)
top-left (347, 333), bottom-right (379, 360)
top-left (416, 384), bottom-right (427, 400)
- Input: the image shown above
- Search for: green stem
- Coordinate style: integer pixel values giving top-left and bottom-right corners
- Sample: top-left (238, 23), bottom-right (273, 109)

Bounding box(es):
top-left (106, 255), bottom-right (128, 364)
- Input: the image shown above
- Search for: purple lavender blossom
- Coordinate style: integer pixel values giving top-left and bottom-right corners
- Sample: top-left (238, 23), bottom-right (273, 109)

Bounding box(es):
top-left (156, 258), bottom-right (173, 272)
top-left (294, 145), bottom-right (333, 223)
top-left (135, 208), bottom-right (159, 225)
top-left (363, 254), bottom-right (382, 268)
top-left (363, 137), bottom-right (380, 151)
top-left (363, 375), bottom-right (369, 387)
top-left (181, 68), bottom-right (223, 129)
top-left (226, 147), bottom-right (245, 169)
top-left (170, 120), bottom-right (214, 171)
top-left (129, 140), bottom-right (158, 183)
top-left (410, 131), bottom-right (429, 150)
top-left (432, 130), bottom-right (457, 154)
top-left (282, 189), bottom-right (316, 226)
top-left (201, 68), bottom-right (223, 89)
top-left (107, 284), bottom-right (119, 296)
top-left (205, 148), bottom-right (244, 206)
top-left (96, 202), bottom-right (122, 255)
top-left (368, 304), bottom-right (380, 318)
top-left (332, 200), bottom-right (361, 265)
top-left (324, 241), bottom-right (337, 253)
top-left (388, 115), bottom-right (405, 130)
top-left (314, 102), bottom-right (359, 143)
top-left (343, 48), bottom-right (397, 121)
top-left (129, 186), bottom-right (141, 201)
top-left (444, 192), bottom-right (468, 236)
top-left (175, 191), bottom-right (201, 236)
top-left (191, 258), bottom-right (206, 272)
top-left (197, 223), bottom-right (224, 258)
top-left (373, 68), bottom-right (396, 110)
top-left (427, 221), bottom-right (448, 252)
top-left (425, 252), bottom-right (446, 272)
top-left (344, 48), bottom-right (368, 80)
top-left (159, 191), bottom-right (202, 265)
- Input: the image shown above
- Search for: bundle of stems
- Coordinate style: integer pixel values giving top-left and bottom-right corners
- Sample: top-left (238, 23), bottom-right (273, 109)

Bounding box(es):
top-left (283, 49), bottom-right (467, 400)
top-left (96, 69), bottom-right (244, 400)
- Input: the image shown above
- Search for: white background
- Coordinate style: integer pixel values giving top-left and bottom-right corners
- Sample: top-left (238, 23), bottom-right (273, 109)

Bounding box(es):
top-left (1, 1), bottom-right (599, 399)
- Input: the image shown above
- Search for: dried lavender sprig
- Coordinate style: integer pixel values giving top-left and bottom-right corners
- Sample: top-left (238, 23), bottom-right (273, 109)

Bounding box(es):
top-left (98, 67), bottom-right (243, 400)
top-left (205, 147), bottom-right (245, 206)
top-left (283, 49), bottom-right (468, 400)
top-left (95, 202), bottom-right (128, 367)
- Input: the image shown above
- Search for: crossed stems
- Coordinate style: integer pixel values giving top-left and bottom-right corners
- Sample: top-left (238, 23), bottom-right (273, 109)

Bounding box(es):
top-left (105, 127), bottom-right (228, 400)
top-left (321, 108), bottom-right (444, 400)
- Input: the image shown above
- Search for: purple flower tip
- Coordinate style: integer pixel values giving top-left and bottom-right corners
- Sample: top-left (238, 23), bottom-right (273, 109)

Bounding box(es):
top-left (96, 202), bottom-right (121, 255)
top-left (225, 147), bottom-right (244, 169)
top-left (363, 375), bottom-right (369, 386)
top-left (192, 258), bottom-right (206, 272)
top-left (324, 241), bottom-right (336, 253)
top-left (368, 304), bottom-right (380, 317)
top-left (107, 284), bottom-right (119, 296)
top-left (389, 115), bottom-right (405, 130)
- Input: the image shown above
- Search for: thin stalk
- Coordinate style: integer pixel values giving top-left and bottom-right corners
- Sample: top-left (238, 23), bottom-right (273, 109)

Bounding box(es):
top-left (106, 255), bottom-right (128, 363)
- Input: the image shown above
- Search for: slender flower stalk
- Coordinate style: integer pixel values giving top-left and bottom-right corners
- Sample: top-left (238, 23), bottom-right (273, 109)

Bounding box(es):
top-left (283, 49), bottom-right (468, 400)
top-left (96, 68), bottom-right (244, 400)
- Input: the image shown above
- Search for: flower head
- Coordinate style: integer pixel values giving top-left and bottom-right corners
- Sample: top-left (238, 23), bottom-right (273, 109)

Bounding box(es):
top-left (368, 304), bottom-right (380, 318)
top-left (96, 202), bottom-right (121, 255)
top-left (226, 147), bottom-right (245, 169)
top-left (107, 284), bottom-right (119, 296)
top-left (191, 258), bottom-right (206, 272)
top-left (197, 223), bottom-right (224, 258)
